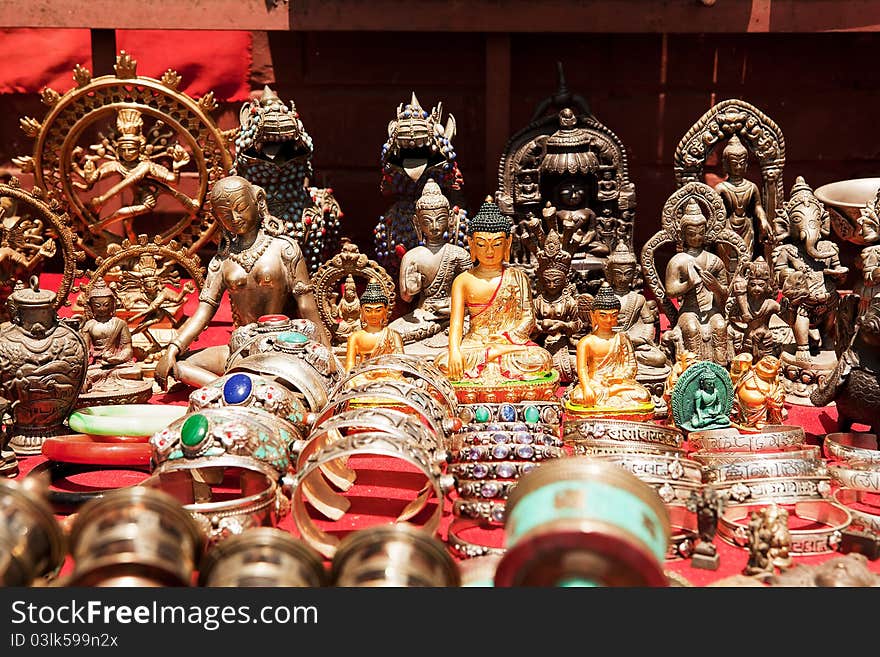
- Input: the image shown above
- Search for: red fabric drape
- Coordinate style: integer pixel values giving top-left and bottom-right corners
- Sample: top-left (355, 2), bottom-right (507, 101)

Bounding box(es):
top-left (0, 29), bottom-right (252, 101)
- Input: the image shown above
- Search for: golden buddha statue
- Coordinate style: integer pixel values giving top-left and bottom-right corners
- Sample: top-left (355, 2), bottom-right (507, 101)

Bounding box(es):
top-left (733, 354), bottom-right (786, 429)
top-left (344, 280), bottom-right (404, 373)
top-left (434, 197), bottom-right (556, 401)
top-left (564, 283), bottom-right (654, 419)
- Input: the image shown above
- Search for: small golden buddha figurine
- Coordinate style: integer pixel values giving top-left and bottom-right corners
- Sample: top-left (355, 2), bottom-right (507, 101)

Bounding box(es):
top-left (80, 279), bottom-right (143, 390)
top-left (333, 274), bottom-right (362, 339)
top-left (344, 280), bottom-right (404, 372)
top-left (733, 354), bottom-right (786, 429)
top-left (434, 197), bottom-right (555, 397)
top-left (564, 283), bottom-right (654, 418)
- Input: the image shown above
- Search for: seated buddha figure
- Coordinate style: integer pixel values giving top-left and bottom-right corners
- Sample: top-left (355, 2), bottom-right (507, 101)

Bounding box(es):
top-left (345, 280), bottom-right (404, 374)
top-left (435, 197), bottom-right (554, 391)
top-left (564, 282), bottom-right (654, 418)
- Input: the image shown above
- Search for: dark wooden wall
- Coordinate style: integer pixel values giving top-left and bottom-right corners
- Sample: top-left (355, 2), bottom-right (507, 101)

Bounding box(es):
top-left (3, 30), bottom-right (880, 260)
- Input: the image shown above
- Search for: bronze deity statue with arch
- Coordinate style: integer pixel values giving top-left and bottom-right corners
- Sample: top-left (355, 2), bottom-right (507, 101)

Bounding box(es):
top-left (641, 182), bottom-right (749, 367)
top-left (496, 65), bottom-right (636, 293)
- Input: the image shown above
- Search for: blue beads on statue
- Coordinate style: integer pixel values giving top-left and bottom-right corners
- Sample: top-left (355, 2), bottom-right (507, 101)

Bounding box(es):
top-left (223, 373), bottom-right (253, 405)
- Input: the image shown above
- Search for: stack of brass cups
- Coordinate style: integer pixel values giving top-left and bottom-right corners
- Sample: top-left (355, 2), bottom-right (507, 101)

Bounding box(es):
top-left (494, 457), bottom-right (671, 586)
top-left (289, 355), bottom-right (457, 560)
top-left (446, 398), bottom-right (565, 559)
top-left (0, 477), bottom-right (65, 586)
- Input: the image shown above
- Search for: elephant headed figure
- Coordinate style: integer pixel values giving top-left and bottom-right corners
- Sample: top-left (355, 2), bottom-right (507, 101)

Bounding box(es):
top-left (771, 176), bottom-right (848, 368)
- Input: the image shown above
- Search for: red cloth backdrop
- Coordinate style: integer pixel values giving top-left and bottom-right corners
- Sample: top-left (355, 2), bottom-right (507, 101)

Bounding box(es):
top-left (0, 29), bottom-right (252, 101)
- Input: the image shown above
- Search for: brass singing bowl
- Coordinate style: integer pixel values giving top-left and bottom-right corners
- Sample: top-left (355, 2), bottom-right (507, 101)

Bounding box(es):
top-left (815, 177), bottom-right (880, 245)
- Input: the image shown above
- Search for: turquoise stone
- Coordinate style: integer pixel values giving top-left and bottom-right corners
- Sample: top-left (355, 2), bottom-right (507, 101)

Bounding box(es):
top-left (223, 373), bottom-right (253, 404)
top-left (523, 406), bottom-right (541, 424)
top-left (278, 331), bottom-right (308, 344)
top-left (474, 406), bottom-right (491, 423)
top-left (180, 414), bottom-right (209, 447)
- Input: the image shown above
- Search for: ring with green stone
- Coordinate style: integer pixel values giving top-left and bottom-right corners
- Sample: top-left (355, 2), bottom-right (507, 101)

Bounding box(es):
top-left (68, 404), bottom-right (188, 437)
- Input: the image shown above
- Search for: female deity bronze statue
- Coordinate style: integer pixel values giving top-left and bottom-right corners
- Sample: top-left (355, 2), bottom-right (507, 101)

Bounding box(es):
top-left (155, 176), bottom-right (327, 389)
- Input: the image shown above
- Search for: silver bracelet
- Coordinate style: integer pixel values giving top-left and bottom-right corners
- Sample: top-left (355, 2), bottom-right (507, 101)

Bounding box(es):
top-left (571, 439), bottom-right (686, 458)
top-left (718, 501), bottom-right (851, 555)
top-left (705, 458), bottom-right (827, 484)
top-left (718, 475), bottom-right (832, 506)
top-left (824, 433), bottom-right (880, 464)
top-left (829, 460), bottom-right (880, 493)
top-left (688, 425), bottom-right (805, 452)
top-left (833, 488), bottom-right (880, 534)
top-left (587, 453), bottom-right (704, 484)
top-left (562, 418), bottom-right (683, 449)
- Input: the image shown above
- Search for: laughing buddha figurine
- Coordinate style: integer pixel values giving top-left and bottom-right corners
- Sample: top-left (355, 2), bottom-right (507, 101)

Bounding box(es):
top-left (435, 197), bottom-right (557, 403)
top-left (563, 282), bottom-right (654, 419)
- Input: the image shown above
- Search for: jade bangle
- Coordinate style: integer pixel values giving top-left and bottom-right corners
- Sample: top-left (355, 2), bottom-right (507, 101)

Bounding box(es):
top-left (68, 404), bottom-right (188, 437)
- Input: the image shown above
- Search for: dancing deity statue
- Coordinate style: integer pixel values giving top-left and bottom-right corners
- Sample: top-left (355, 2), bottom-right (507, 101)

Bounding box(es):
top-left (714, 135), bottom-right (772, 262)
top-left (563, 283), bottom-right (654, 419)
top-left (344, 280), bottom-right (404, 373)
top-left (71, 108), bottom-right (196, 235)
top-left (435, 197), bottom-right (555, 400)
top-left (155, 176), bottom-right (326, 389)
top-left (390, 178), bottom-right (471, 346)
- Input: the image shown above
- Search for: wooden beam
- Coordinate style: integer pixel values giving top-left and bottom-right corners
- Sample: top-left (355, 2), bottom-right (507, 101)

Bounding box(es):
top-left (485, 34), bottom-right (511, 196)
top-left (90, 29), bottom-right (117, 76)
top-left (5, 0), bottom-right (880, 32)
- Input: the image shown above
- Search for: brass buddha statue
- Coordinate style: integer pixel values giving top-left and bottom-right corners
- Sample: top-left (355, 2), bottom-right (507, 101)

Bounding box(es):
top-left (389, 178), bottom-right (471, 349)
top-left (435, 197), bottom-right (556, 402)
top-left (563, 282), bottom-right (654, 419)
top-left (344, 280), bottom-right (404, 373)
top-left (715, 135), bottom-right (772, 262)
